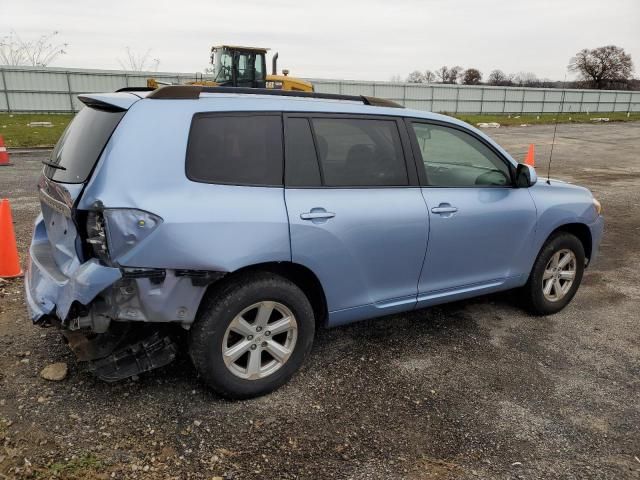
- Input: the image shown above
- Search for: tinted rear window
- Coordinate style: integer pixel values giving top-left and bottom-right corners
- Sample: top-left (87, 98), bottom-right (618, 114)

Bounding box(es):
top-left (186, 114), bottom-right (283, 186)
top-left (45, 107), bottom-right (125, 184)
top-left (311, 118), bottom-right (408, 187)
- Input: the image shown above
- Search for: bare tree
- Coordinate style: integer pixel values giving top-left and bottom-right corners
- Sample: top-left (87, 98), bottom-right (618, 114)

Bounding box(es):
top-left (487, 69), bottom-right (513, 86)
top-left (406, 70), bottom-right (426, 83)
top-left (118, 47), bottom-right (160, 72)
top-left (0, 31), bottom-right (67, 66)
top-left (513, 71), bottom-right (539, 87)
top-left (569, 45), bottom-right (633, 89)
top-left (389, 74), bottom-right (403, 83)
top-left (424, 70), bottom-right (436, 83)
top-left (448, 66), bottom-right (463, 84)
top-left (435, 66), bottom-right (449, 83)
top-left (462, 68), bottom-right (482, 85)
top-left (435, 65), bottom-right (463, 84)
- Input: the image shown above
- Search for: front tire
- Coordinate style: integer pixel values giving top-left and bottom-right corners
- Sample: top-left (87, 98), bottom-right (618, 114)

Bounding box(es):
top-left (189, 272), bottom-right (315, 399)
top-left (522, 232), bottom-right (585, 315)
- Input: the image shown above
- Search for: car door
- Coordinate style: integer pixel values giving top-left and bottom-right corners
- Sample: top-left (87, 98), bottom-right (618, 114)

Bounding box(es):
top-left (283, 114), bottom-right (428, 326)
top-left (406, 120), bottom-right (537, 306)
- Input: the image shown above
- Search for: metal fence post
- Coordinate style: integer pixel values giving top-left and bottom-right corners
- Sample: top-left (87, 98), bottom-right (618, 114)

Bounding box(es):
top-left (65, 71), bottom-right (74, 112)
top-left (612, 91), bottom-right (618, 113)
top-left (454, 86), bottom-right (460, 113)
top-left (402, 83), bottom-right (407, 107)
top-left (579, 91), bottom-right (584, 113)
top-left (1, 69), bottom-right (11, 113)
top-left (502, 88), bottom-right (506, 114)
top-left (520, 89), bottom-right (525, 114)
top-left (429, 85), bottom-right (434, 112)
top-left (479, 87), bottom-right (484, 114)
top-left (541, 90), bottom-right (546, 114)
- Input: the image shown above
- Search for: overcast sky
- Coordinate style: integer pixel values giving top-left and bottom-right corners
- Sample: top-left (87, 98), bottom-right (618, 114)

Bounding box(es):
top-left (3, 0), bottom-right (639, 81)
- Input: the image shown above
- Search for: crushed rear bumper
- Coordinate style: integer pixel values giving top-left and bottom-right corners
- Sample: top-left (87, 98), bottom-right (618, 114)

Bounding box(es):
top-left (25, 216), bottom-right (178, 381)
top-left (24, 216), bottom-right (121, 324)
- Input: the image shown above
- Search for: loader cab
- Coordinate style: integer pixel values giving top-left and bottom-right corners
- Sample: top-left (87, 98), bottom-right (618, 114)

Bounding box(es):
top-left (211, 45), bottom-right (267, 88)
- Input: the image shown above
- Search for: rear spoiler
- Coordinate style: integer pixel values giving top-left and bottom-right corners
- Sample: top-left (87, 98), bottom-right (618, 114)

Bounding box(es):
top-left (78, 92), bottom-right (142, 112)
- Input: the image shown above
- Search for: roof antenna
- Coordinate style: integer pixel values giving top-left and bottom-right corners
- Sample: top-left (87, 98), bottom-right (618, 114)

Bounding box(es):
top-left (546, 76), bottom-right (567, 184)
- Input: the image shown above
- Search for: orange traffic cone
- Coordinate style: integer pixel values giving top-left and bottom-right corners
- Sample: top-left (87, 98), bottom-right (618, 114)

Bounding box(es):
top-left (524, 144), bottom-right (535, 167)
top-left (0, 198), bottom-right (23, 278)
top-left (0, 135), bottom-right (12, 166)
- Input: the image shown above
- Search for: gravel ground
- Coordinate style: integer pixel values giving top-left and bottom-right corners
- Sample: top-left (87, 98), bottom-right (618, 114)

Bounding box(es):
top-left (1, 122), bottom-right (639, 479)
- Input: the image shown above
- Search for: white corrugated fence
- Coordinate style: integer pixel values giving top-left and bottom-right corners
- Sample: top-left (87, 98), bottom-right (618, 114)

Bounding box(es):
top-left (1, 66), bottom-right (639, 114)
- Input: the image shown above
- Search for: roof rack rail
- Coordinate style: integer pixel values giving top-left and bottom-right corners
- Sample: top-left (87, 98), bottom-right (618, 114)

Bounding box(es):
top-left (145, 85), bottom-right (404, 108)
top-left (115, 87), bottom-right (156, 93)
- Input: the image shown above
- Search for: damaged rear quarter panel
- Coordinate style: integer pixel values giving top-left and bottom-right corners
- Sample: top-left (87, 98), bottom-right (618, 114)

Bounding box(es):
top-left (77, 99), bottom-right (291, 272)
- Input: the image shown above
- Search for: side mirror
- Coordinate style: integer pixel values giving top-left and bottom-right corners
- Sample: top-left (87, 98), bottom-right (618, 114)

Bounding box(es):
top-left (515, 163), bottom-right (537, 187)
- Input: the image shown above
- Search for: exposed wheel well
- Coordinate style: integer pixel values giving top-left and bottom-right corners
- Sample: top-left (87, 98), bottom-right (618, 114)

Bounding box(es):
top-left (548, 223), bottom-right (593, 261)
top-left (212, 262), bottom-right (328, 327)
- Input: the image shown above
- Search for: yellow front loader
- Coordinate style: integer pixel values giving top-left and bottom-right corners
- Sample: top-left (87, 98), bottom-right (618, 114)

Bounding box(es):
top-left (147, 45), bottom-right (313, 92)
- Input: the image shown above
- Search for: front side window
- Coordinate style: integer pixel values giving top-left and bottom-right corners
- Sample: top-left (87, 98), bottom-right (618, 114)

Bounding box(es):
top-left (411, 123), bottom-right (511, 187)
top-left (311, 118), bottom-right (408, 187)
top-left (186, 114), bottom-right (283, 186)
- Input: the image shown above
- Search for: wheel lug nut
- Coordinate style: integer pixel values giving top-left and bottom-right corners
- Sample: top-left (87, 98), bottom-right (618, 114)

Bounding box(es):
top-left (261, 342), bottom-right (267, 347)
top-left (247, 335), bottom-right (253, 340)
top-left (251, 344), bottom-right (257, 350)
top-left (265, 331), bottom-right (271, 336)
top-left (256, 326), bottom-right (262, 332)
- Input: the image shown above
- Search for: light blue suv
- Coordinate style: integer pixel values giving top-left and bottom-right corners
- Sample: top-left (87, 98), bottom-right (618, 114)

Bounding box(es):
top-left (26, 86), bottom-right (604, 398)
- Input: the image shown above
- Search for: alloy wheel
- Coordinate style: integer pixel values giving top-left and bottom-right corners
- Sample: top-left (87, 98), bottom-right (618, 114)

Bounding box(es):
top-left (222, 301), bottom-right (298, 380)
top-left (542, 249), bottom-right (577, 302)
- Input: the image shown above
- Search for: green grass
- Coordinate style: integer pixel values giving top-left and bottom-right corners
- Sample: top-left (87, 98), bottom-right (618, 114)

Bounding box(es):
top-left (453, 111), bottom-right (640, 126)
top-left (0, 113), bottom-right (73, 148)
top-left (38, 453), bottom-right (103, 479)
top-left (0, 111), bottom-right (638, 149)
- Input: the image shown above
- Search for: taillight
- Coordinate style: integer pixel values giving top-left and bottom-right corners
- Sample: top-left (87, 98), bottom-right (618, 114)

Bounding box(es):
top-left (86, 208), bottom-right (162, 265)
top-left (86, 211), bottom-right (109, 263)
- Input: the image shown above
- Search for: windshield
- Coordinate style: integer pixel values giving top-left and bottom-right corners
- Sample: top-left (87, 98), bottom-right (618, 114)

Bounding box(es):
top-left (44, 107), bottom-right (124, 184)
top-left (213, 49), bottom-right (264, 84)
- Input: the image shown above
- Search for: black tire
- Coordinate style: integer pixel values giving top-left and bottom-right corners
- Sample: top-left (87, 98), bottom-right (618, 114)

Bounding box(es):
top-left (189, 272), bottom-right (315, 399)
top-left (522, 232), bottom-right (585, 315)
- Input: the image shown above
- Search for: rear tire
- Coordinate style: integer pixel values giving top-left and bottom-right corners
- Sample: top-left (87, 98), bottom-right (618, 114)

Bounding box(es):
top-left (522, 232), bottom-right (585, 315)
top-left (189, 272), bottom-right (315, 399)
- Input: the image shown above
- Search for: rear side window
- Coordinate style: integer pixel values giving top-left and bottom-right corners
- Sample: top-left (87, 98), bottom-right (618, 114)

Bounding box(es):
top-left (45, 107), bottom-right (125, 184)
top-left (186, 114), bottom-right (283, 186)
top-left (311, 118), bottom-right (408, 187)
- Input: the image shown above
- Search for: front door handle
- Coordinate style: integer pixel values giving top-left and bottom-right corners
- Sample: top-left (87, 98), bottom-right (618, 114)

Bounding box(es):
top-left (431, 204), bottom-right (458, 215)
top-left (300, 210), bottom-right (336, 220)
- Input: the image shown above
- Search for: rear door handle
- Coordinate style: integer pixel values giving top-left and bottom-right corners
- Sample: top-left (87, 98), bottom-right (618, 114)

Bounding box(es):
top-left (431, 204), bottom-right (458, 215)
top-left (300, 211), bottom-right (336, 220)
